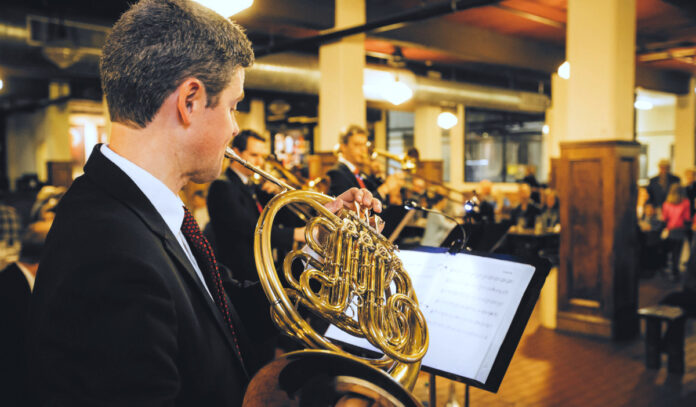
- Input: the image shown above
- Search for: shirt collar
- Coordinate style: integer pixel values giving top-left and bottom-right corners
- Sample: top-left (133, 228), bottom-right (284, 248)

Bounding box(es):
top-left (16, 262), bottom-right (35, 292)
top-left (231, 166), bottom-right (249, 185)
top-left (338, 156), bottom-right (357, 174)
top-left (100, 144), bottom-right (185, 237)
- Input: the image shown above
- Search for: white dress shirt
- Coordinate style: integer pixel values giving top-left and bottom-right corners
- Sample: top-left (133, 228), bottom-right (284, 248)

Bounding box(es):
top-left (338, 156), bottom-right (358, 174)
top-left (100, 144), bottom-right (213, 298)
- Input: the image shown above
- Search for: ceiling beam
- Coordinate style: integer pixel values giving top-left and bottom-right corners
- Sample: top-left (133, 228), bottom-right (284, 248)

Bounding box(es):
top-left (375, 18), bottom-right (564, 73)
top-left (254, 0), bottom-right (502, 57)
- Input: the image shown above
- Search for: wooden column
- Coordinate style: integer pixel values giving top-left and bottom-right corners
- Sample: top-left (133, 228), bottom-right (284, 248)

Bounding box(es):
top-left (557, 140), bottom-right (640, 339)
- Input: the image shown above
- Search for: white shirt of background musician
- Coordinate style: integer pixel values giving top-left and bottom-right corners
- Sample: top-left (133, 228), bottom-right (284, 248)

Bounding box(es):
top-left (338, 156), bottom-right (358, 174)
top-left (231, 166), bottom-right (249, 185)
top-left (100, 144), bottom-right (213, 299)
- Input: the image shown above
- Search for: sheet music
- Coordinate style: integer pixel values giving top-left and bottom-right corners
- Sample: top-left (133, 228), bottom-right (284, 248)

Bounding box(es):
top-left (326, 249), bottom-right (535, 384)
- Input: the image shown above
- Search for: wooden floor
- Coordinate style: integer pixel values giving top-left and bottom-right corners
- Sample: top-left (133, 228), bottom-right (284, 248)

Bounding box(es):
top-left (411, 273), bottom-right (696, 407)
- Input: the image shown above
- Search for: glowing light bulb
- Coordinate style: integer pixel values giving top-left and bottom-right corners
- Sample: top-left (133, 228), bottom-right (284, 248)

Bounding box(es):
top-left (558, 61), bottom-right (570, 80)
top-left (384, 80), bottom-right (413, 105)
top-left (542, 124), bottom-right (549, 134)
top-left (437, 112), bottom-right (458, 130)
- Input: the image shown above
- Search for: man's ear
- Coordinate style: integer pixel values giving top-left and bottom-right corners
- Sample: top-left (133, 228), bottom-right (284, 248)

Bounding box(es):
top-left (176, 78), bottom-right (205, 126)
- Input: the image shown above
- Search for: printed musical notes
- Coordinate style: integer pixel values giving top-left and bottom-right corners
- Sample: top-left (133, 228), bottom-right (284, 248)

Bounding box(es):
top-left (326, 249), bottom-right (535, 384)
top-left (400, 250), bottom-right (534, 382)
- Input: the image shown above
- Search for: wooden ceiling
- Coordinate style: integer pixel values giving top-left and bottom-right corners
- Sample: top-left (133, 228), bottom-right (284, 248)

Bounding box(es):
top-left (363, 0), bottom-right (696, 75)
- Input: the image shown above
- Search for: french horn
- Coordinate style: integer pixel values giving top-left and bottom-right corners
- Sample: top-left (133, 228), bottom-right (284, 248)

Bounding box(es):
top-left (225, 147), bottom-right (429, 406)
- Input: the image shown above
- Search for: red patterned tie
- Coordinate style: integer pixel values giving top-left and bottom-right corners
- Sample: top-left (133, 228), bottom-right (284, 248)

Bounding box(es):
top-left (354, 169), bottom-right (366, 189)
top-left (180, 207), bottom-right (245, 370)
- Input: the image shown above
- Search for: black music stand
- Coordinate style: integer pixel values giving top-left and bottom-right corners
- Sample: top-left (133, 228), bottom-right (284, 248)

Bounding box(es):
top-left (326, 247), bottom-right (550, 407)
top-left (440, 221), bottom-right (512, 253)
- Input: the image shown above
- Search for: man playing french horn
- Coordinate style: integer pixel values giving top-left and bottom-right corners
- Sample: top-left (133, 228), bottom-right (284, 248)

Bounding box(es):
top-left (26, 1), bottom-right (385, 406)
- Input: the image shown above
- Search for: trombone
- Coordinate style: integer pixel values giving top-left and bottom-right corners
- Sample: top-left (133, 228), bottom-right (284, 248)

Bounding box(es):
top-left (366, 142), bottom-right (417, 173)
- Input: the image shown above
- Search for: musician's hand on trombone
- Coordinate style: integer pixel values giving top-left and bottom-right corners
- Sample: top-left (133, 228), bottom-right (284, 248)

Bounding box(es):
top-left (376, 172), bottom-right (405, 199)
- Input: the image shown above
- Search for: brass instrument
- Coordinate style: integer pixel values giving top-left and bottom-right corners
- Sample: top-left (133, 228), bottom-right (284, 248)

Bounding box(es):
top-left (367, 144), bottom-right (417, 173)
top-left (225, 147), bottom-right (429, 406)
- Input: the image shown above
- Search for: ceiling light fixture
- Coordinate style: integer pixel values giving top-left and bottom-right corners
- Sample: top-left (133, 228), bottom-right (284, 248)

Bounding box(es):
top-left (558, 61), bottom-right (570, 80)
top-left (193, 0), bottom-right (253, 17)
top-left (437, 112), bottom-right (458, 130)
top-left (542, 124), bottom-right (549, 134)
top-left (363, 69), bottom-right (414, 106)
top-left (384, 78), bottom-right (413, 106)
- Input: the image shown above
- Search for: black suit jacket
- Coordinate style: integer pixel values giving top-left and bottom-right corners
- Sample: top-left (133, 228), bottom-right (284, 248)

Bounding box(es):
top-left (327, 162), bottom-right (383, 202)
top-left (647, 173), bottom-right (681, 208)
top-left (28, 146), bottom-right (256, 407)
top-left (207, 168), bottom-right (294, 283)
top-left (0, 263), bottom-right (32, 406)
top-left (206, 168), bottom-right (298, 361)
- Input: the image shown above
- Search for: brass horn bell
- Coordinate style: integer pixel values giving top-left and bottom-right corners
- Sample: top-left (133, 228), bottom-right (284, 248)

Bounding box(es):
top-left (225, 147), bottom-right (429, 406)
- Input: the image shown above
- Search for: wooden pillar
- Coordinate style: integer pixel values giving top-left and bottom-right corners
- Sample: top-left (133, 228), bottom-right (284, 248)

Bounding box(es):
top-left (557, 0), bottom-right (639, 339)
top-left (557, 141), bottom-right (640, 339)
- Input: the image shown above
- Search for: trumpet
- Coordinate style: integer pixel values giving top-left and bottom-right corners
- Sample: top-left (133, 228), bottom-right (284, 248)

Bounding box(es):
top-left (224, 147), bottom-right (428, 401)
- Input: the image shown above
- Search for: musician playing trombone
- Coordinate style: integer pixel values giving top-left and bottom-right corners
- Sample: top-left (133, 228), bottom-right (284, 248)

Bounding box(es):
top-left (328, 125), bottom-right (405, 204)
top-left (206, 129), bottom-right (306, 363)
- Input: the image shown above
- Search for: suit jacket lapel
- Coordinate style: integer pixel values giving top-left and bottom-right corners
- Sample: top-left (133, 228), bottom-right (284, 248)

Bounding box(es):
top-left (82, 145), bottom-right (246, 367)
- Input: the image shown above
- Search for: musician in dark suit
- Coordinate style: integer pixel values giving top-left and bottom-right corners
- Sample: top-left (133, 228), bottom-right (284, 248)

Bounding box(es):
top-left (0, 221), bottom-right (50, 406)
top-left (328, 125), bottom-right (403, 204)
top-left (207, 130), bottom-right (305, 283)
top-left (207, 129), bottom-right (305, 362)
top-left (26, 2), bottom-right (382, 406)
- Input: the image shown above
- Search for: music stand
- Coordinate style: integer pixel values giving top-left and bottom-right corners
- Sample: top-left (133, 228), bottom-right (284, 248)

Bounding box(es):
top-left (440, 221), bottom-right (513, 253)
top-left (325, 247), bottom-right (550, 405)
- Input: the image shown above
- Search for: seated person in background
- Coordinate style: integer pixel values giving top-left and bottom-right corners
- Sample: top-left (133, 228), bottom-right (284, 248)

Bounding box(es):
top-left (638, 202), bottom-right (665, 273)
top-left (328, 125), bottom-right (404, 204)
top-left (476, 179), bottom-right (496, 223)
top-left (0, 220), bottom-right (51, 406)
top-left (639, 203), bottom-right (664, 233)
top-left (539, 189), bottom-right (560, 230)
top-left (648, 158), bottom-right (680, 208)
top-left (662, 184), bottom-right (691, 280)
top-left (510, 183), bottom-right (541, 229)
top-left (29, 186), bottom-right (66, 223)
top-left (521, 164), bottom-right (541, 204)
top-left (421, 193), bottom-right (457, 247)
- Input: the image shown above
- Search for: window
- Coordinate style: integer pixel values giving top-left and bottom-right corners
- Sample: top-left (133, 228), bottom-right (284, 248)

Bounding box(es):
top-left (386, 110), bottom-right (414, 174)
top-left (465, 108), bottom-right (544, 182)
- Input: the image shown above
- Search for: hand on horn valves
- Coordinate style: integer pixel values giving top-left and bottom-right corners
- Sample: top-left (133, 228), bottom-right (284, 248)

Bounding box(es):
top-left (325, 187), bottom-right (384, 232)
